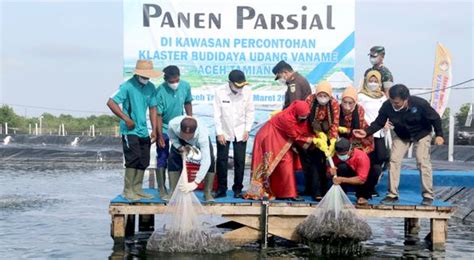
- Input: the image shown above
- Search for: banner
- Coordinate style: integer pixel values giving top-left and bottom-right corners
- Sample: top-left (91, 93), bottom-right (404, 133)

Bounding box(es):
top-left (466, 103), bottom-right (473, 127)
top-left (430, 42), bottom-right (452, 116)
top-left (123, 0), bottom-right (355, 106)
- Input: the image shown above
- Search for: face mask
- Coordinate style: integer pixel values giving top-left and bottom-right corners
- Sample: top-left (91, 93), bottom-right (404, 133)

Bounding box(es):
top-left (168, 82), bottom-right (179, 90)
top-left (370, 57), bottom-right (378, 65)
top-left (367, 82), bottom-right (380, 91)
top-left (337, 153), bottom-right (350, 161)
top-left (317, 96), bottom-right (330, 105)
top-left (342, 103), bottom-right (353, 111)
top-left (138, 76), bottom-right (149, 85)
top-left (392, 104), bottom-right (406, 112)
top-left (278, 78), bottom-right (287, 85)
top-left (230, 84), bottom-right (243, 94)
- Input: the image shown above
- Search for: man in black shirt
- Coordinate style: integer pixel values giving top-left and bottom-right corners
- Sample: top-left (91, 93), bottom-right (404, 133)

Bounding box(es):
top-left (354, 84), bottom-right (444, 205)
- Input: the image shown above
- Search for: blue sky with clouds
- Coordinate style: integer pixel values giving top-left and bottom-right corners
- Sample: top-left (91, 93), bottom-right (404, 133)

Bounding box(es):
top-left (0, 0), bottom-right (472, 117)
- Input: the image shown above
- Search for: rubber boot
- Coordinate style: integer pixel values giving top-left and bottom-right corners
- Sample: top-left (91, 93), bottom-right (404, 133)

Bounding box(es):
top-left (167, 171), bottom-right (180, 199)
top-left (134, 169), bottom-right (154, 199)
top-left (155, 167), bottom-right (169, 200)
top-left (204, 172), bottom-right (215, 202)
top-left (123, 168), bottom-right (140, 201)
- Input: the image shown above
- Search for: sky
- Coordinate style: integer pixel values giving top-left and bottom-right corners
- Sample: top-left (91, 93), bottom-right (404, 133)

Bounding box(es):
top-left (0, 0), bottom-right (473, 117)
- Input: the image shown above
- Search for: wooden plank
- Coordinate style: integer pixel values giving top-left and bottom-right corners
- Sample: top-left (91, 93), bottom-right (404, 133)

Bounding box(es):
top-left (430, 218), bottom-right (447, 251)
top-left (437, 206), bottom-right (456, 213)
top-left (355, 204), bottom-right (371, 210)
top-left (209, 203), bottom-right (226, 207)
top-left (357, 209), bottom-right (452, 219)
top-left (112, 215), bottom-right (125, 238)
top-left (269, 202), bottom-right (289, 207)
top-left (372, 204), bottom-right (394, 210)
top-left (109, 204), bottom-right (454, 219)
top-left (222, 226), bottom-right (260, 245)
top-left (109, 205), bottom-right (167, 215)
top-left (415, 205), bottom-right (437, 211)
top-left (394, 205), bottom-right (416, 210)
top-left (291, 203), bottom-right (310, 207)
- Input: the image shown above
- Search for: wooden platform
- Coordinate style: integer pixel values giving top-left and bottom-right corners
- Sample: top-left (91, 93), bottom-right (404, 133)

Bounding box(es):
top-left (109, 189), bottom-right (456, 251)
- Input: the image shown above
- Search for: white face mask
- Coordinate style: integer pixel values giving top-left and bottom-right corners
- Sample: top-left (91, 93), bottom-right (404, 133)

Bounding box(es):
top-left (370, 57), bottom-right (378, 65)
top-left (278, 78), bottom-right (287, 85)
top-left (367, 82), bottom-right (380, 91)
top-left (168, 82), bottom-right (179, 90)
top-left (138, 76), bottom-right (149, 85)
top-left (230, 84), bottom-right (243, 94)
top-left (317, 96), bottom-right (330, 105)
top-left (342, 103), bottom-right (353, 111)
top-left (392, 105), bottom-right (406, 112)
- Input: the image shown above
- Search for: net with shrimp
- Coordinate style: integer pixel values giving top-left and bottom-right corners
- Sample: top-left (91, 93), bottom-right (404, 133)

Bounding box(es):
top-left (146, 152), bottom-right (233, 254)
top-left (296, 184), bottom-right (372, 256)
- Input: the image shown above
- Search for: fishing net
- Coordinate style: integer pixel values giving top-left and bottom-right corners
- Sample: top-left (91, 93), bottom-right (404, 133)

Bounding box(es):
top-left (296, 184), bottom-right (372, 256)
top-left (146, 152), bottom-right (233, 254)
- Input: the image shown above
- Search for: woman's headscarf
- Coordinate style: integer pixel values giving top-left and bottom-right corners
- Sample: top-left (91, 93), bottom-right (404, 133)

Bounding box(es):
top-left (359, 70), bottom-right (384, 99)
top-left (315, 80), bottom-right (333, 97)
top-left (272, 100), bottom-right (310, 130)
top-left (342, 85), bottom-right (358, 103)
top-left (293, 100), bottom-right (311, 118)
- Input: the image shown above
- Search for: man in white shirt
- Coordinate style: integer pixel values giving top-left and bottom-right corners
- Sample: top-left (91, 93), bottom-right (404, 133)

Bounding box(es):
top-left (168, 115), bottom-right (216, 201)
top-left (213, 70), bottom-right (255, 198)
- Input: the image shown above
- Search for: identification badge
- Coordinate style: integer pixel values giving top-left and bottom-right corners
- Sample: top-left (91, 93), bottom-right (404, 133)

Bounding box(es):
top-left (290, 84), bottom-right (296, 93)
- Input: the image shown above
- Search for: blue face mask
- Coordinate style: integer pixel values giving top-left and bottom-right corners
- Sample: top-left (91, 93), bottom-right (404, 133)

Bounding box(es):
top-left (337, 153), bottom-right (350, 161)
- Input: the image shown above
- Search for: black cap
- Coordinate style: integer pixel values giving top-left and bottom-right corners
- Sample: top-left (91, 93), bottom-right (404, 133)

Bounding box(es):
top-left (335, 137), bottom-right (351, 153)
top-left (368, 46), bottom-right (385, 57)
top-left (272, 60), bottom-right (293, 80)
top-left (228, 70), bottom-right (249, 88)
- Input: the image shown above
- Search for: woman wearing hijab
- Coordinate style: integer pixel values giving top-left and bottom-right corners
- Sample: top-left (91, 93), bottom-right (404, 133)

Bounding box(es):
top-left (244, 100), bottom-right (314, 201)
top-left (300, 81), bottom-right (340, 200)
top-left (358, 70), bottom-right (390, 196)
top-left (339, 86), bottom-right (374, 154)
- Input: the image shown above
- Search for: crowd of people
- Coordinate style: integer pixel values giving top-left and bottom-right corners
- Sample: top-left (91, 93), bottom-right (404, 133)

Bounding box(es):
top-left (107, 46), bottom-right (444, 206)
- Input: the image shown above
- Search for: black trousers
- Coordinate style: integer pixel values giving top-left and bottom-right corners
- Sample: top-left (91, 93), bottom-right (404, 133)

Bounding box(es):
top-left (296, 146), bottom-right (328, 197)
top-left (216, 138), bottom-right (247, 193)
top-left (367, 137), bottom-right (387, 191)
top-left (337, 162), bottom-right (378, 200)
top-left (122, 135), bottom-right (151, 170)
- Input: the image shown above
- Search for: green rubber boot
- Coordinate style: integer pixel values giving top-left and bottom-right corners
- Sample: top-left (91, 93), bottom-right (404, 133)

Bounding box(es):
top-left (204, 172), bottom-right (215, 202)
top-left (123, 168), bottom-right (140, 201)
top-left (134, 169), bottom-right (154, 199)
top-left (155, 167), bottom-right (169, 200)
top-left (166, 171), bottom-right (180, 199)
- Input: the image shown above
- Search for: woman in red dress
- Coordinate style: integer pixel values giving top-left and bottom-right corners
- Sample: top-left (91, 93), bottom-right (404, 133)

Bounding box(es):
top-left (244, 100), bottom-right (314, 200)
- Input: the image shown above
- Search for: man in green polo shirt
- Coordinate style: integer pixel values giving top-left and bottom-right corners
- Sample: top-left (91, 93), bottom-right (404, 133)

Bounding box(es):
top-left (107, 59), bottom-right (160, 201)
top-left (155, 65), bottom-right (193, 200)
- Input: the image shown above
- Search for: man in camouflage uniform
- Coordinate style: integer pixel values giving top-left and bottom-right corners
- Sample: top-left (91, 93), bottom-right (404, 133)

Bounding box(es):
top-left (364, 46), bottom-right (393, 96)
